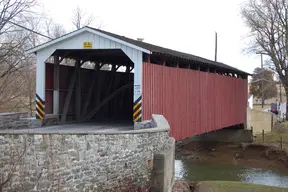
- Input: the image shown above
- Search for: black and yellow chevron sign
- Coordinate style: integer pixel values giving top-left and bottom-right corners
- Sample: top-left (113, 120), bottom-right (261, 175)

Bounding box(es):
top-left (133, 96), bottom-right (142, 123)
top-left (36, 94), bottom-right (45, 120)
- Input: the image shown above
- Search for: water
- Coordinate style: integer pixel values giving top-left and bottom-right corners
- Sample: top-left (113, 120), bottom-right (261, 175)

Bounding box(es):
top-left (175, 160), bottom-right (288, 188)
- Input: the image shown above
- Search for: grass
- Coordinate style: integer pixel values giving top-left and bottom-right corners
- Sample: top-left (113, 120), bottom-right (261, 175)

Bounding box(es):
top-left (197, 181), bottom-right (288, 192)
top-left (284, 121), bottom-right (288, 128)
top-left (253, 123), bottom-right (288, 150)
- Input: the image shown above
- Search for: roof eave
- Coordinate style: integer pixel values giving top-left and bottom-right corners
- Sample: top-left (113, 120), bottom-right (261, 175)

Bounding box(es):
top-left (152, 52), bottom-right (250, 75)
top-left (25, 27), bottom-right (151, 55)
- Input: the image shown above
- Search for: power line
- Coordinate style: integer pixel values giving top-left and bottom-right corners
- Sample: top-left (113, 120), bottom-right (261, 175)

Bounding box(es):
top-left (8, 21), bottom-right (53, 40)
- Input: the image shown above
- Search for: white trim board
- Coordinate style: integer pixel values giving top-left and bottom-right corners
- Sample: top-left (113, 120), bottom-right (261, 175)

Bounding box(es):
top-left (26, 27), bottom-right (150, 54)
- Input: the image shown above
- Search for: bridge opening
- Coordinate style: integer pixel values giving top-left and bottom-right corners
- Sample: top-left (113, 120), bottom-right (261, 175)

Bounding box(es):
top-left (44, 49), bottom-right (134, 126)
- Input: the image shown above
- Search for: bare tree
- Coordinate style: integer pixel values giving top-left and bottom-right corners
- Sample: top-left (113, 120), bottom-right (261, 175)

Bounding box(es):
top-left (72, 6), bottom-right (95, 29)
top-left (0, 2), bottom-right (103, 114)
top-left (241, 0), bottom-right (288, 119)
top-left (18, 59), bottom-right (36, 116)
top-left (0, 29), bottom-right (36, 113)
top-left (0, 0), bottom-right (36, 35)
top-left (0, 0), bottom-right (37, 81)
top-left (250, 67), bottom-right (278, 101)
top-left (0, 0), bottom-right (42, 114)
top-left (44, 18), bottom-right (66, 39)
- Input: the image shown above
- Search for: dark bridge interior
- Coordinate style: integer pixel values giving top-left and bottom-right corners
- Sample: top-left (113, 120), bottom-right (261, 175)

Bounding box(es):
top-left (45, 49), bottom-right (134, 123)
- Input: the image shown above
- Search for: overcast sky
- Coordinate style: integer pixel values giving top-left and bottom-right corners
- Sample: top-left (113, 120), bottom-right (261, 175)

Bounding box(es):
top-left (40, 0), bottom-right (261, 73)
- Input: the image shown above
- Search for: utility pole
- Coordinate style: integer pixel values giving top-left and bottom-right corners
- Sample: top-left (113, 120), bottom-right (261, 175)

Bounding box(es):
top-left (260, 53), bottom-right (264, 108)
top-left (256, 52), bottom-right (265, 108)
top-left (215, 32), bottom-right (218, 62)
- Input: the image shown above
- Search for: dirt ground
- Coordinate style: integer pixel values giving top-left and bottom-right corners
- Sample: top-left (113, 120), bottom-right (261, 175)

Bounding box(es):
top-left (173, 181), bottom-right (197, 192)
top-left (253, 104), bottom-right (270, 111)
top-left (172, 180), bottom-right (288, 192)
top-left (176, 141), bottom-right (288, 172)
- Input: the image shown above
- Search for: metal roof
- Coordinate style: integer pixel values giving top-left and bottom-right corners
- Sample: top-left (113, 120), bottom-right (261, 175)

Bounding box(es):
top-left (26, 26), bottom-right (249, 75)
top-left (87, 27), bottom-right (249, 75)
top-left (25, 27), bottom-right (150, 54)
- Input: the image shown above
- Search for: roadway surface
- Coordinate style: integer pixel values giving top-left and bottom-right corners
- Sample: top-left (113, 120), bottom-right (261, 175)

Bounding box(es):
top-left (0, 121), bottom-right (134, 133)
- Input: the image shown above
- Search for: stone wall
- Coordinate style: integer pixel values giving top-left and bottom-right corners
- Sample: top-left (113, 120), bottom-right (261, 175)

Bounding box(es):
top-left (0, 115), bottom-right (172, 192)
top-left (0, 112), bottom-right (29, 129)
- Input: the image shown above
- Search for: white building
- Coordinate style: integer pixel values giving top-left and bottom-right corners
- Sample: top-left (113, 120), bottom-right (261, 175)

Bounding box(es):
top-left (248, 94), bottom-right (253, 109)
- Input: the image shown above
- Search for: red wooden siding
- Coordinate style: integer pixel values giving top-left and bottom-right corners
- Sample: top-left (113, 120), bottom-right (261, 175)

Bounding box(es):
top-left (142, 62), bottom-right (248, 141)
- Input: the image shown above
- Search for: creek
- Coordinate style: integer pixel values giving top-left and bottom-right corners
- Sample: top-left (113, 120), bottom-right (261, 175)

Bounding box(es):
top-left (175, 159), bottom-right (288, 188)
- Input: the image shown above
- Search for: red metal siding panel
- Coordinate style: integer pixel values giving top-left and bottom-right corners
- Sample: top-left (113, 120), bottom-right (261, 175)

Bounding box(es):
top-left (173, 67), bottom-right (178, 139)
top-left (209, 73), bottom-right (216, 132)
top-left (195, 70), bottom-right (201, 135)
top-left (186, 69), bottom-right (192, 137)
top-left (183, 69), bottom-right (190, 139)
top-left (142, 62), bottom-right (248, 141)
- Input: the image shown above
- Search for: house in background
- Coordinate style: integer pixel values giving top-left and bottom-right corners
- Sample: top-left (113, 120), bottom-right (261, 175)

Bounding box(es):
top-left (248, 94), bottom-right (253, 109)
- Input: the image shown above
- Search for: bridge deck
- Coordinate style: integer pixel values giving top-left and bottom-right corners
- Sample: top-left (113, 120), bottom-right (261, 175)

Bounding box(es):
top-left (0, 121), bottom-right (133, 133)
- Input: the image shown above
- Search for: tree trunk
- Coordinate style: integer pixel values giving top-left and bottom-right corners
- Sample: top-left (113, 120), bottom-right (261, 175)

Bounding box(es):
top-left (285, 87), bottom-right (288, 121)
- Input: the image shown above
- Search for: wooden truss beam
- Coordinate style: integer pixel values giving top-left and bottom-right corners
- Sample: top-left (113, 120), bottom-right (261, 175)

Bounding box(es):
top-left (81, 62), bottom-right (99, 119)
top-left (84, 82), bottom-right (133, 121)
top-left (116, 65), bottom-right (121, 71)
top-left (53, 55), bottom-right (60, 116)
top-left (75, 60), bottom-right (81, 121)
top-left (60, 59), bottom-right (83, 124)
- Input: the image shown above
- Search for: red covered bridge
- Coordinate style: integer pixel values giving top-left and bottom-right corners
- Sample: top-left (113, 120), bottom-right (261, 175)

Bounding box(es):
top-left (27, 27), bottom-right (249, 141)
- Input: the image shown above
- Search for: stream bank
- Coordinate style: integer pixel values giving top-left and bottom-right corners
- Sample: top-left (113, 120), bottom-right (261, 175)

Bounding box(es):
top-left (173, 141), bottom-right (288, 191)
top-left (172, 180), bottom-right (288, 192)
top-left (176, 141), bottom-right (288, 171)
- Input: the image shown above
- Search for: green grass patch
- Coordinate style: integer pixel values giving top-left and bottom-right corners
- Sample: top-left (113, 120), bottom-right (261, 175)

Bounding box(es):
top-left (197, 181), bottom-right (288, 192)
top-left (283, 121), bottom-right (288, 128)
top-left (253, 130), bottom-right (288, 150)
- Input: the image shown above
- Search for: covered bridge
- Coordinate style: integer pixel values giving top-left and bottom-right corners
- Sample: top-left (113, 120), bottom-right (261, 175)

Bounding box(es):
top-left (27, 26), bottom-right (249, 141)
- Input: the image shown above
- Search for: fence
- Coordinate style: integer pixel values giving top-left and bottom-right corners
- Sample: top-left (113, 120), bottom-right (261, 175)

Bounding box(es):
top-left (251, 128), bottom-right (288, 151)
